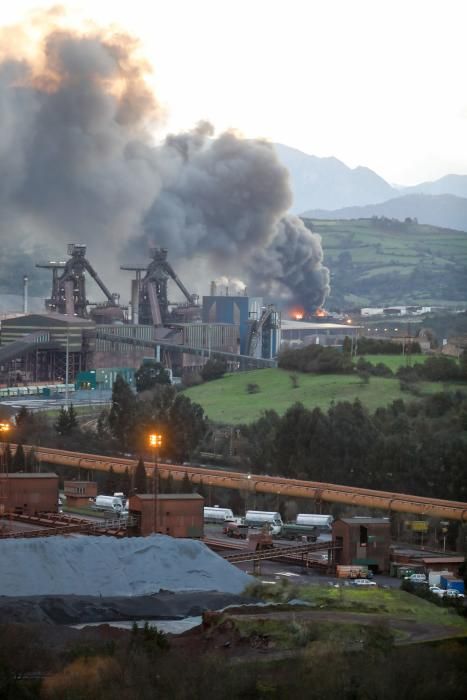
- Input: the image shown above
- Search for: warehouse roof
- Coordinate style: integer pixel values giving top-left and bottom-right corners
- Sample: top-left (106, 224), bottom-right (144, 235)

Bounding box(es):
top-left (281, 320), bottom-right (362, 331)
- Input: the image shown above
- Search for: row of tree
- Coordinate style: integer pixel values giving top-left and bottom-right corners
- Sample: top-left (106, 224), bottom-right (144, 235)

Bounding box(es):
top-left (238, 390), bottom-right (467, 502)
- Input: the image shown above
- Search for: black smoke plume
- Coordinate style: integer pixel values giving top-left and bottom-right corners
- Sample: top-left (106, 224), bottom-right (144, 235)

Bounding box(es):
top-left (0, 13), bottom-right (329, 310)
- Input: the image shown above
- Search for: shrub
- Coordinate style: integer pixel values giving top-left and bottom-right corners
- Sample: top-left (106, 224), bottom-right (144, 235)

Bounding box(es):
top-left (246, 383), bottom-right (260, 394)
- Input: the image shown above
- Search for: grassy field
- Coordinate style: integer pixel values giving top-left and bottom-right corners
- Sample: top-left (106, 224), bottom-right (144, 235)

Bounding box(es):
top-left (361, 354), bottom-right (428, 371)
top-left (183, 367), bottom-right (461, 424)
top-left (215, 583), bottom-right (467, 649)
top-left (304, 218), bottom-right (467, 307)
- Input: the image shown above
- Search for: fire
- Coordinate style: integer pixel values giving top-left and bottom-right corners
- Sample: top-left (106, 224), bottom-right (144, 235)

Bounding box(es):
top-left (290, 307), bottom-right (305, 320)
top-left (314, 308), bottom-right (327, 317)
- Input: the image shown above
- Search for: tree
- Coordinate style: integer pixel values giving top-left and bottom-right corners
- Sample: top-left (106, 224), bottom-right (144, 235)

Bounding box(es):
top-left (121, 467), bottom-right (131, 496)
top-left (108, 375), bottom-right (137, 450)
top-left (167, 395), bottom-right (207, 463)
top-left (15, 405), bottom-right (34, 433)
top-left (342, 336), bottom-right (352, 356)
top-left (134, 458), bottom-right (147, 494)
top-left (181, 472), bottom-right (192, 494)
top-left (54, 405), bottom-right (79, 436)
top-left (3, 443), bottom-right (12, 469)
top-left (96, 409), bottom-right (108, 439)
top-left (165, 472), bottom-right (174, 494)
top-left (12, 443), bottom-right (25, 469)
top-left (135, 361), bottom-right (171, 393)
top-left (55, 406), bottom-right (70, 436)
top-left (105, 465), bottom-right (117, 495)
top-left (201, 358), bottom-right (227, 382)
top-left (459, 350), bottom-right (467, 380)
top-left (26, 447), bottom-right (39, 473)
top-left (67, 403), bottom-right (78, 431)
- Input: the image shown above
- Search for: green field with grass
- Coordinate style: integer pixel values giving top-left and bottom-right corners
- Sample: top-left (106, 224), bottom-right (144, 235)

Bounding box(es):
top-left (183, 367), bottom-right (461, 424)
top-left (217, 583), bottom-right (467, 648)
top-left (304, 218), bottom-right (467, 307)
top-left (361, 354), bottom-right (428, 371)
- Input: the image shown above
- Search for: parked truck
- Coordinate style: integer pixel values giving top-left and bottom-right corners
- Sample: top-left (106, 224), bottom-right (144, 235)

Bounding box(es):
top-left (440, 575), bottom-right (465, 594)
top-left (203, 506), bottom-right (235, 524)
top-left (336, 565), bottom-right (371, 579)
top-left (223, 522), bottom-right (249, 539)
top-left (244, 510), bottom-right (283, 535)
top-left (296, 513), bottom-right (333, 529)
top-left (277, 523), bottom-right (318, 541)
top-left (91, 495), bottom-right (124, 514)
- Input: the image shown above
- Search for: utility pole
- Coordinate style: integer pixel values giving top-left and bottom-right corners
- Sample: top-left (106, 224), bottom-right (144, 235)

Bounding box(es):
top-left (149, 433), bottom-right (163, 534)
top-left (65, 328), bottom-right (70, 408)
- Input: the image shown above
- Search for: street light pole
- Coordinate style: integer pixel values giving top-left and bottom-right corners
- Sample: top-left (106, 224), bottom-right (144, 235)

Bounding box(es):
top-left (149, 433), bottom-right (162, 534)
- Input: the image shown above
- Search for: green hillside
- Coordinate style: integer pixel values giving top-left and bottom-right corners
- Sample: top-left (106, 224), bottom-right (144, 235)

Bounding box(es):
top-left (183, 366), bottom-right (459, 425)
top-left (304, 218), bottom-right (467, 307)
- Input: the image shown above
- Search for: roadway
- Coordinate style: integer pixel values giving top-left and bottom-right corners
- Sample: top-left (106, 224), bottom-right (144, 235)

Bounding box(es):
top-left (15, 444), bottom-right (467, 522)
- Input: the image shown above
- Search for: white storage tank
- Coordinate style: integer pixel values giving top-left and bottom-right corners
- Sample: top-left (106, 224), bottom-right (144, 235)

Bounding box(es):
top-left (296, 513), bottom-right (333, 528)
top-left (244, 510), bottom-right (283, 528)
top-left (203, 506), bottom-right (235, 523)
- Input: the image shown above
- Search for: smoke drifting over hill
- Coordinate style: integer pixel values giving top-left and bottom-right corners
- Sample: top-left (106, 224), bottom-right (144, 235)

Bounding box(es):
top-left (0, 11), bottom-right (329, 310)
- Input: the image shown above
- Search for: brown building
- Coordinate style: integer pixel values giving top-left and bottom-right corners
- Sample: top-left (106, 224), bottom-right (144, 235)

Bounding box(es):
top-left (0, 473), bottom-right (59, 515)
top-left (332, 517), bottom-right (391, 574)
top-left (64, 480), bottom-right (97, 508)
top-left (128, 493), bottom-right (204, 538)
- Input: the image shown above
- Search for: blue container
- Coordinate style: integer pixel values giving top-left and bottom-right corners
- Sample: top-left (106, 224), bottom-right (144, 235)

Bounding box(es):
top-left (440, 576), bottom-right (464, 593)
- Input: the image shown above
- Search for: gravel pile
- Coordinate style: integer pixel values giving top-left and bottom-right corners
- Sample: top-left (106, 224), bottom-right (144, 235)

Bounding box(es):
top-left (0, 535), bottom-right (252, 597)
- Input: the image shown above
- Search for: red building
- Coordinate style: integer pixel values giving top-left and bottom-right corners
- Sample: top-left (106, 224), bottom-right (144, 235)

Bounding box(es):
top-left (128, 493), bottom-right (204, 538)
top-left (0, 473), bottom-right (59, 515)
top-left (64, 480), bottom-right (97, 508)
top-left (332, 517), bottom-right (391, 574)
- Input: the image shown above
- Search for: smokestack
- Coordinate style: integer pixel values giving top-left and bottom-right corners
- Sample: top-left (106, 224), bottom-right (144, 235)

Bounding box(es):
top-left (131, 279), bottom-right (139, 325)
top-left (23, 275), bottom-right (28, 314)
top-left (210, 281), bottom-right (217, 296)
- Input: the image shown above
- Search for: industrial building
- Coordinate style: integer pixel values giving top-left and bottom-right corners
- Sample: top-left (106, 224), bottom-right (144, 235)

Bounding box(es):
top-left (0, 473), bottom-right (59, 516)
top-left (332, 517), bottom-right (391, 574)
top-left (281, 319), bottom-right (359, 347)
top-left (0, 244), bottom-right (290, 385)
top-left (128, 493), bottom-right (204, 537)
top-left (63, 480), bottom-right (98, 508)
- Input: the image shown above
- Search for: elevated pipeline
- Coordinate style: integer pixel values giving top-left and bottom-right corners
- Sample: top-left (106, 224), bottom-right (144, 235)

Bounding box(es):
top-left (11, 444), bottom-right (467, 522)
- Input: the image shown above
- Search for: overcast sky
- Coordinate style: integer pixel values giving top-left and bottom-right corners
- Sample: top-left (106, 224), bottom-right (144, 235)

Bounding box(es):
top-left (3, 0), bottom-right (467, 185)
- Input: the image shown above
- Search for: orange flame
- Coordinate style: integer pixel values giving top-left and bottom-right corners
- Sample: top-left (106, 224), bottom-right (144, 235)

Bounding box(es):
top-left (289, 307), bottom-right (305, 320)
top-left (314, 308), bottom-right (327, 317)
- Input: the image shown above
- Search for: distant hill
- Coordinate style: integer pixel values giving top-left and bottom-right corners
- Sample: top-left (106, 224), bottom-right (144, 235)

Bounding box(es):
top-left (404, 174), bottom-right (467, 199)
top-left (302, 194), bottom-right (467, 232)
top-left (275, 143), bottom-right (467, 223)
top-left (302, 218), bottom-right (467, 308)
top-left (274, 143), bottom-right (396, 213)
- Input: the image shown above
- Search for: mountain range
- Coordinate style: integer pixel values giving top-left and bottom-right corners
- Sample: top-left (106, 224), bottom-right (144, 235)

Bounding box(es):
top-left (275, 143), bottom-right (467, 231)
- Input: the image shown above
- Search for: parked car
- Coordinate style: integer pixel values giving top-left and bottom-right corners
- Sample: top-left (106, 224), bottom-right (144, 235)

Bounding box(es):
top-left (444, 589), bottom-right (464, 599)
top-left (429, 586), bottom-right (445, 597)
top-left (353, 579), bottom-right (377, 587)
top-left (406, 573), bottom-right (427, 584)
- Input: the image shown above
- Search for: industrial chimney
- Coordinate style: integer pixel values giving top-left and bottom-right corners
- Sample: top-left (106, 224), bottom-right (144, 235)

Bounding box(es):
top-left (210, 280), bottom-right (217, 296)
top-left (23, 275), bottom-right (28, 314)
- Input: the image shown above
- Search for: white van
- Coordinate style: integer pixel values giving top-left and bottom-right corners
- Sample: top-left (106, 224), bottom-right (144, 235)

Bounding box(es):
top-left (92, 495), bottom-right (123, 513)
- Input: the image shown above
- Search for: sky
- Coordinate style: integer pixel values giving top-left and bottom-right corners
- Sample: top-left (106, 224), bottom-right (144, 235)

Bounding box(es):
top-left (2, 0), bottom-right (467, 186)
